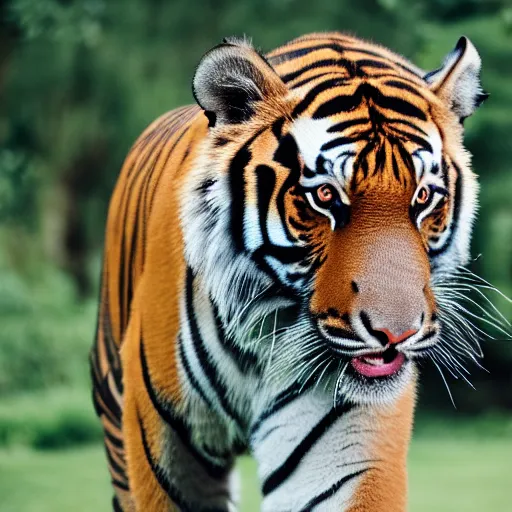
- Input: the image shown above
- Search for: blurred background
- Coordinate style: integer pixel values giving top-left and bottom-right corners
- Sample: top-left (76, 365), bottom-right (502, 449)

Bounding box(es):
top-left (0, 0), bottom-right (511, 510)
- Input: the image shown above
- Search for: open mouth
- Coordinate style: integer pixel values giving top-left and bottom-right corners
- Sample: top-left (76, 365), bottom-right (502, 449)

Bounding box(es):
top-left (351, 346), bottom-right (406, 378)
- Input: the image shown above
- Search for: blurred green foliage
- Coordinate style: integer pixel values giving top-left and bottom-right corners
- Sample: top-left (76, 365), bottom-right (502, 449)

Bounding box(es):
top-left (0, 259), bottom-right (96, 394)
top-left (0, 0), bottom-right (510, 416)
top-left (0, 387), bottom-right (101, 448)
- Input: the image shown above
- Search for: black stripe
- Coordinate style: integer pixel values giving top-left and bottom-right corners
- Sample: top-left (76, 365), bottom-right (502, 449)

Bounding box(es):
top-left (271, 117), bottom-right (285, 139)
top-left (140, 336), bottom-right (232, 478)
top-left (102, 297), bottom-right (122, 376)
top-left (262, 404), bottom-right (351, 495)
top-left (211, 301), bottom-right (260, 373)
top-left (327, 117), bottom-right (368, 133)
top-left (138, 411), bottom-right (229, 512)
top-left (229, 146), bottom-right (251, 252)
top-left (290, 72), bottom-right (337, 89)
top-left (315, 155), bottom-right (328, 175)
top-left (292, 78), bottom-right (348, 118)
top-left (308, 253), bottom-right (327, 275)
top-left (395, 141), bottom-right (416, 176)
top-left (270, 43), bottom-right (342, 65)
top-left (321, 133), bottom-right (370, 152)
top-left (417, 330), bottom-right (437, 344)
top-left (178, 334), bottom-right (216, 408)
top-left (177, 336), bottom-right (235, 463)
top-left (229, 128), bottom-right (267, 253)
top-left (106, 445), bottom-right (128, 486)
top-left (298, 468), bottom-right (369, 511)
top-left (113, 496), bottom-right (124, 512)
top-left (281, 59), bottom-right (339, 83)
top-left (373, 94), bottom-right (427, 121)
top-left (303, 165), bottom-right (315, 179)
top-left (250, 379), bottom-right (315, 438)
top-left (387, 126), bottom-right (432, 152)
top-left (214, 137), bottom-right (229, 147)
top-left (138, 410), bottom-right (192, 510)
top-left (429, 161), bottom-right (462, 258)
top-left (112, 477), bottom-right (130, 492)
top-left (181, 142), bottom-right (192, 165)
top-left (384, 118), bottom-right (428, 137)
top-left (323, 325), bottom-right (362, 342)
top-left (374, 142), bottom-right (387, 175)
top-left (91, 387), bottom-right (118, 427)
top-left (90, 366), bottom-right (122, 425)
top-left (286, 272), bottom-right (307, 284)
top-left (288, 216), bottom-right (310, 231)
top-left (126, 180), bottom-right (143, 319)
top-left (356, 58), bottom-right (393, 70)
top-left (104, 426), bottom-right (124, 451)
top-left (186, 268), bottom-right (245, 428)
top-left (255, 164), bottom-right (276, 247)
top-left (274, 134), bottom-right (301, 244)
top-left (259, 244), bottom-right (309, 265)
top-left (391, 151), bottom-right (401, 182)
top-left (353, 139), bottom-right (378, 181)
top-left (384, 79), bottom-right (425, 99)
top-left (441, 157), bottom-right (450, 188)
top-left (313, 94), bottom-right (361, 119)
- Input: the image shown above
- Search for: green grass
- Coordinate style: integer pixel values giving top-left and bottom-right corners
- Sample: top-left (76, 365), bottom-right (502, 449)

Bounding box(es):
top-left (0, 437), bottom-right (511, 512)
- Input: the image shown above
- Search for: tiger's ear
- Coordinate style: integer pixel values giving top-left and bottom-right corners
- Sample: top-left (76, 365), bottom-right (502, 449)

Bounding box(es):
top-left (193, 38), bottom-right (287, 127)
top-left (424, 36), bottom-right (488, 121)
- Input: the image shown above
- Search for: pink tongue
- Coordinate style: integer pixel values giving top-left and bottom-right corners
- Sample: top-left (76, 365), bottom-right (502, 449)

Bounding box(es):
top-left (351, 352), bottom-right (405, 378)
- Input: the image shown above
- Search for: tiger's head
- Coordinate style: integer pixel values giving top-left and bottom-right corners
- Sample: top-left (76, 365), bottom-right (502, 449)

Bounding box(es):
top-left (184, 34), bottom-right (488, 405)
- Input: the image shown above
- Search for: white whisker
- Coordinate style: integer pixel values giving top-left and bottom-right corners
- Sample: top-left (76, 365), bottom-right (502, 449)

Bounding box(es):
top-left (333, 362), bottom-right (350, 410)
top-left (430, 355), bottom-right (457, 409)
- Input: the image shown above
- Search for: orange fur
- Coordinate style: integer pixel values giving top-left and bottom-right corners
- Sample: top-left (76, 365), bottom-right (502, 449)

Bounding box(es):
top-left (347, 383), bottom-right (416, 511)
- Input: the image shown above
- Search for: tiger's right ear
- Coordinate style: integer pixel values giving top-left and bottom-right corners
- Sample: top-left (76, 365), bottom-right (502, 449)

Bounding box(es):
top-left (424, 37), bottom-right (488, 121)
top-left (193, 38), bottom-right (288, 127)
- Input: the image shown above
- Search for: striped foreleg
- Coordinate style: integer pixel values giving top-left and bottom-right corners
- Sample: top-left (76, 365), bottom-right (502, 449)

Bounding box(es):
top-left (250, 385), bottom-right (414, 511)
top-left (121, 312), bottom-right (237, 512)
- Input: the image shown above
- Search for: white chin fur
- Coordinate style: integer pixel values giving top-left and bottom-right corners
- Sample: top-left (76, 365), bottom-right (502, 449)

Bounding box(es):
top-left (337, 360), bottom-right (416, 407)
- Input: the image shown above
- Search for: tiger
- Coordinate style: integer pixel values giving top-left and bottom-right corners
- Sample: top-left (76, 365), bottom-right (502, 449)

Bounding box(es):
top-left (90, 32), bottom-right (488, 511)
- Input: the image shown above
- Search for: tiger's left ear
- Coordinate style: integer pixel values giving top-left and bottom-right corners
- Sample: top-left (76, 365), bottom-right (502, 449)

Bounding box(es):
top-left (424, 36), bottom-right (488, 121)
top-left (193, 37), bottom-right (288, 127)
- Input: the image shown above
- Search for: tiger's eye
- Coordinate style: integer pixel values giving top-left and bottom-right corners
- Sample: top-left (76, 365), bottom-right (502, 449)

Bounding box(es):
top-left (416, 186), bottom-right (430, 204)
top-left (317, 184), bottom-right (334, 204)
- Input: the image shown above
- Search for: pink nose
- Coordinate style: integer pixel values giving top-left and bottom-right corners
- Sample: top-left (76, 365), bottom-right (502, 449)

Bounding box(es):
top-left (373, 328), bottom-right (418, 345)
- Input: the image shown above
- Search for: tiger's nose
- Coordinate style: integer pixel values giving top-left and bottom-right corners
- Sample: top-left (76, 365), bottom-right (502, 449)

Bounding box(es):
top-left (372, 327), bottom-right (418, 346)
top-left (360, 311), bottom-right (421, 346)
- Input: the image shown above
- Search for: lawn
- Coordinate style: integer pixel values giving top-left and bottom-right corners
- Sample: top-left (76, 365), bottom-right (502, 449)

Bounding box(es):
top-left (0, 437), bottom-right (511, 512)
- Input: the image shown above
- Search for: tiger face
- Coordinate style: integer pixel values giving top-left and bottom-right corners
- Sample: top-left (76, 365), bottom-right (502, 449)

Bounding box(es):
top-left (186, 34), bottom-right (487, 405)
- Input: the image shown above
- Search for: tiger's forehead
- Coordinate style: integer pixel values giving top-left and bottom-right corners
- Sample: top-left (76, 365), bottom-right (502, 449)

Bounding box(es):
top-left (289, 113), bottom-right (443, 190)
